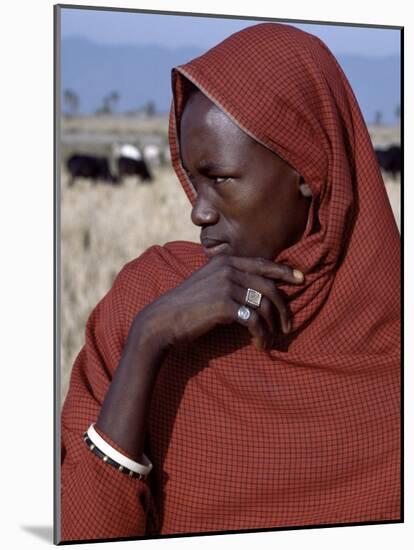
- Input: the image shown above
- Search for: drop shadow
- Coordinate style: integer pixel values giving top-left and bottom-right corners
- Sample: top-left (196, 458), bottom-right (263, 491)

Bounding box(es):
top-left (20, 524), bottom-right (54, 543)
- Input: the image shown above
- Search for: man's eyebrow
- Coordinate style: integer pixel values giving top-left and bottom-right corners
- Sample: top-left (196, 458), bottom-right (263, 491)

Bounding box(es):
top-left (182, 160), bottom-right (233, 172)
top-left (200, 160), bottom-right (228, 171)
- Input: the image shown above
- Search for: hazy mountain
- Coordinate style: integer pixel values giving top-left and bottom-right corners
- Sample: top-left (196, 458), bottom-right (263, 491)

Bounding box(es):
top-left (60, 37), bottom-right (400, 125)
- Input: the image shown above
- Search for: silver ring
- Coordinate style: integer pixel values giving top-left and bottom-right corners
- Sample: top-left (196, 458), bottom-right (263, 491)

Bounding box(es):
top-left (245, 288), bottom-right (262, 309)
top-left (237, 305), bottom-right (251, 321)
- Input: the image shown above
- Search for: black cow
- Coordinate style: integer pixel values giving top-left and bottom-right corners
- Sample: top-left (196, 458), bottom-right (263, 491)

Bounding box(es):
top-left (374, 144), bottom-right (401, 180)
top-left (66, 154), bottom-right (118, 186)
top-left (117, 156), bottom-right (153, 184)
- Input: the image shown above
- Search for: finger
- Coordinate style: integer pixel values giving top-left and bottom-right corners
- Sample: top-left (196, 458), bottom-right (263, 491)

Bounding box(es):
top-left (230, 299), bottom-right (271, 350)
top-left (230, 270), bottom-right (291, 335)
top-left (228, 256), bottom-right (305, 285)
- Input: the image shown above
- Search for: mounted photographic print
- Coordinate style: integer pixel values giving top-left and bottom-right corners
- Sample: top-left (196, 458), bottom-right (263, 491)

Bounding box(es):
top-left (54, 3), bottom-right (402, 545)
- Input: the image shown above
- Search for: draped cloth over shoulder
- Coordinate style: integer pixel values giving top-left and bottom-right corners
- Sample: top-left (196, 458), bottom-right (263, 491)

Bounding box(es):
top-left (61, 23), bottom-right (400, 542)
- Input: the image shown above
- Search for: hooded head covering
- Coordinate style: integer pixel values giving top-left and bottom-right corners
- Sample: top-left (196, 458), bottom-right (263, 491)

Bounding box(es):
top-left (168, 22), bottom-right (400, 357)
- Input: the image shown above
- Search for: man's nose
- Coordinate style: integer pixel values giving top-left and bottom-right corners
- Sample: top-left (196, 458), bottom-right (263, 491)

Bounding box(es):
top-left (191, 192), bottom-right (219, 226)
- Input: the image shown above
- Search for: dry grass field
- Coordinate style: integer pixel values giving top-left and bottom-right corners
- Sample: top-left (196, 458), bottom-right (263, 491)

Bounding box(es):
top-left (60, 164), bottom-right (199, 403)
top-left (60, 119), bottom-right (401, 404)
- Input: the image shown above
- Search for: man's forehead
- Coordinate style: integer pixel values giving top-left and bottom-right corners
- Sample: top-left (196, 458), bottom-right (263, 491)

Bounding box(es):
top-left (182, 93), bottom-right (253, 140)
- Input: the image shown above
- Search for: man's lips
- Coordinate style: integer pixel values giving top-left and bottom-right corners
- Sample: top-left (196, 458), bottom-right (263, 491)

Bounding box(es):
top-left (201, 238), bottom-right (229, 258)
top-left (201, 238), bottom-right (225, 248)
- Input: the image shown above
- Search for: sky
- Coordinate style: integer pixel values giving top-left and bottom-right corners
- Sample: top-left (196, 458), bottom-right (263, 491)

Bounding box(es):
top-left (61, 7), bottom-right (401, 57)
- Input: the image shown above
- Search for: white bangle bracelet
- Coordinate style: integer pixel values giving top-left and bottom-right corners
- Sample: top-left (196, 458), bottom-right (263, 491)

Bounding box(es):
top-left (87, 423), bottom-right (153, 476)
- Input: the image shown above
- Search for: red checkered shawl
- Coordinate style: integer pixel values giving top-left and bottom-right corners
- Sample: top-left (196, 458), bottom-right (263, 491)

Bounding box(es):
top-left (60, 22), bottom-right (400, 542)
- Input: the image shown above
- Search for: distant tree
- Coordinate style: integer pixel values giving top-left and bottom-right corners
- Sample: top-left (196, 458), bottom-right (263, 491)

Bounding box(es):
top-left (144, 100), bottom-right (156, 117)
top-left (95, 91), bottom-right (120, 115)
top-left (394, 105), bottom-right (400, 121)
top-left (374, 110), bottom-right (383, 126)
top-left (107, 91), bottom-right (119, 112)
top-left (63, 88), bottom-right (79, 117)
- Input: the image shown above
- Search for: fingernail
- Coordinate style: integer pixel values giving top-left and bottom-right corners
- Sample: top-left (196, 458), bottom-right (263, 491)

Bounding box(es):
top-left (293, 269), bottom-right (304, 282)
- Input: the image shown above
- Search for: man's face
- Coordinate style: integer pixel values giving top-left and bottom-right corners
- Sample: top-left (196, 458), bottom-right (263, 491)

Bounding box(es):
top-left (179, 91), bottom-right (311, 260)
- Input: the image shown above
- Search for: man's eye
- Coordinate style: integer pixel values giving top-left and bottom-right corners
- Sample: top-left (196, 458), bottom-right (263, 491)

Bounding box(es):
top-left (185, 171), bottom-right (228, 185)
top-left (211, 176), bottom-right (229, 184)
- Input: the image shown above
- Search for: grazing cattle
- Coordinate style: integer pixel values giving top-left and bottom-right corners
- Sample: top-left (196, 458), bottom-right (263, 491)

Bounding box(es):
top-left (143, 144), bottom-right (162, 166)
top-left (112, 142), bottom-right (142, 161)
top-left (117, 156), bottom-right (153, 183)
top-left (66, 154), bottom-right (118, 186)
top-left (374, 144), bottom-right (401, 180)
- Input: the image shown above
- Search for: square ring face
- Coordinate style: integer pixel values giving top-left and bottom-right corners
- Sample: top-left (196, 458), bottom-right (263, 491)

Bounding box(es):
top-left (246, 288), bottom-right (262, 308)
